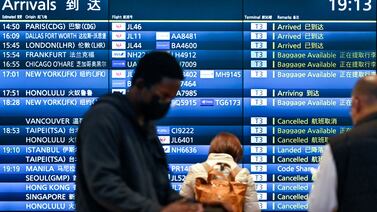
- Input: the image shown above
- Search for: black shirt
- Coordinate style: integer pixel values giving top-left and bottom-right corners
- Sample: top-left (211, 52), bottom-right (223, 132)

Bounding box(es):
top-left (76, 93), bottom-right (181, 212)
top-left (329, 112), bottom-right (377, 212)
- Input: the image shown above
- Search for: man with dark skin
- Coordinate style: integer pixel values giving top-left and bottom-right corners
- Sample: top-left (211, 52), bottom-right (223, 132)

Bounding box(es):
top-left (76, 51), bottom-right (203, 212)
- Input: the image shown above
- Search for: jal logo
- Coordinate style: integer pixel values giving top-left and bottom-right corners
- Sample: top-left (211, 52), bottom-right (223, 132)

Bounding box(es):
top-left (112, 32), bottom-right (126, 40)
top-left (112, 42), bottom-right (126, 49)
top-left (111, 70), bottom-right (126, 78)
top-left (112, 23), bottom-right (126, 30)
top-left (115, 72), bottom-right (123, 77)
top-left (158, 136), bottom-right (171, 144)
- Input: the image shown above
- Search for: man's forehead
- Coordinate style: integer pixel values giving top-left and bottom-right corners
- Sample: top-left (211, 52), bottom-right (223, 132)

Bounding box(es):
top-left (153, 78), bottom-right (181, 88)
top-left (151, 77), bottom-right (180, 94)
top-left (160, 77), bottom-right (181, 84)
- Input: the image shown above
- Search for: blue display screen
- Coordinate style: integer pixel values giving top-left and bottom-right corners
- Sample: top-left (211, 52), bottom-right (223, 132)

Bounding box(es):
top-left (0, 0), bottom-right (376, 211)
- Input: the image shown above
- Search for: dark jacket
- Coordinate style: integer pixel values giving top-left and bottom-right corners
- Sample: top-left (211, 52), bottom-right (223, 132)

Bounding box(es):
top-left (76, 93), bottom-right (181, 212)
top-left (329, 112), bottom-right (377, 212)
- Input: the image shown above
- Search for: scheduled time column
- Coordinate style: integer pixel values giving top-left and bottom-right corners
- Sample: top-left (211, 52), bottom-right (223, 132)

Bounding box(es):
top-left (0, 0), bottom-right (109, 211)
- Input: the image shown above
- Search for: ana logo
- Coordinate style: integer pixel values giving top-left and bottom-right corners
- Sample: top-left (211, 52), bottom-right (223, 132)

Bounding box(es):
top-left (112, 51), bottom-right (126, 58)
top-left (163, 146), bottom-right (171, 153)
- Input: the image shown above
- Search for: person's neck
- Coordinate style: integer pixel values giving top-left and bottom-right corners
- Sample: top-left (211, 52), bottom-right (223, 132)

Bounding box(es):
top-left (126, 89), bottom-right (145, 126)
top-left (355, 107), bottom-right (377, 125)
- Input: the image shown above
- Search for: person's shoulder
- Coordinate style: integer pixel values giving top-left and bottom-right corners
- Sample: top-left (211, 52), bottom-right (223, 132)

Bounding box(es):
top-left (85, 95), bottom-right (125, 119)
top-left (82, 102), bottom-right (119, 125)
top-left (329, 133), bottom-right (347, 142)
top-left (79, 97), bottom-right (130, 134)
top-left (236, 167), bottom-right (249, 174)
top-left (349, 118), bottom-right (377, 138)
top-left (90, 101), bottom-right (116, 113)
top-left (189, 163), bottom-right (207, 173)
top-left (328, 120), bottom-right (374, 150)
top-left (330, 117), bottom-right (377, 145)
top-left (234, 167), bottom-right (251, 183)
top-left (328, 131), bottom-right (348, 148)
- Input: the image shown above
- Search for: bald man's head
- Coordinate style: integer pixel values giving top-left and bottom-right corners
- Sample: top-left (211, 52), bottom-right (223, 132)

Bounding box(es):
top-left (351, 75), bottom-right (377, 125)
top-left (353, 75), bottom-right (377, 99)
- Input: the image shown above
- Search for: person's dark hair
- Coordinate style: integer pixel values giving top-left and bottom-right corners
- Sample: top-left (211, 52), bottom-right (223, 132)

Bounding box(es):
top-left (131, 51), bottom-right (184, 87)
top-left (209, 132), bottom-right (243, 163)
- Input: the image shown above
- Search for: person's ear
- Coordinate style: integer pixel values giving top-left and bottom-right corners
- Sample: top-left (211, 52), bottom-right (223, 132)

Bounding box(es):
top-left (352, 96), bottom-right (361, 114)
top-left (134, 78), bottom-right (145, 90)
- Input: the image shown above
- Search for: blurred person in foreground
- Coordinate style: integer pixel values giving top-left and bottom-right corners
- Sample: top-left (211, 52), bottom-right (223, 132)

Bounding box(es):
top-left (309, 74), bottom-right (377, 212)
top-left (180, 132), bottom-right (260, 212)
top-left (76, 51), bottom-right (203, 212)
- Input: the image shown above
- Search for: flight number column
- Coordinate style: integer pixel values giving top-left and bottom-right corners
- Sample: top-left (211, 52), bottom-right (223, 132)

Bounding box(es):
top-left (108, 19), bottom-right (244, 190)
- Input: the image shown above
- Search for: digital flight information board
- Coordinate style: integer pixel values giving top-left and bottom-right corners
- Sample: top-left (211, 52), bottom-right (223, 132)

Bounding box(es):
top-left (0, 0), bottom-right (376, 211)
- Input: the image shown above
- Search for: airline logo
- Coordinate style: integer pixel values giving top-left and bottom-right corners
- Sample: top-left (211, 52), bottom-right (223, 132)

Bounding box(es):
top-left (156, 41), bottom-right (170, 50)
top-left (111, 70), bottom-right (126, 78)
top-left (112, 80), bottom-right (126, 88)
top-left (200, 70), bottom-right (215, 79)
top-left (112, 89), bottom-right (127, 94)
top-left (112, 41), bottom-right (126, 49)
top-left (200, 99), bottom-right (214, 106)
top-left (112, 51), bottom-right (126, 58)
top-left (158, 136), bottom-right (171, 144)
top-left (112, 32), bottom-right (126, 40)
top-left (157, 126), bottom-right (170, 135)
top-left (112, 60), bottom-right (126, 68)
top-left (163, 145), bottom-right (170, 153)
top-left (156, 32), bottom-right (170, 40)
top-left (112, 23), bottom-right (126, 31)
